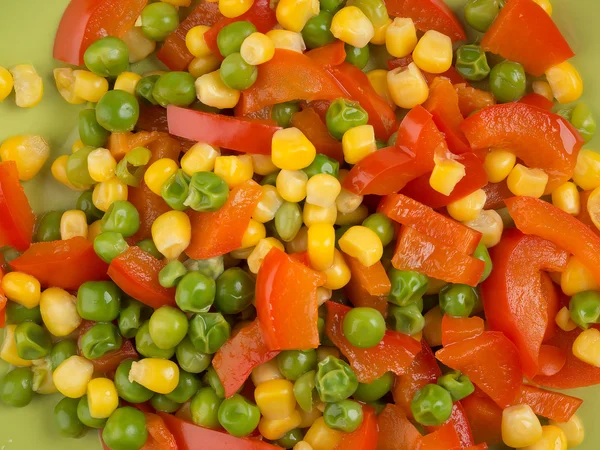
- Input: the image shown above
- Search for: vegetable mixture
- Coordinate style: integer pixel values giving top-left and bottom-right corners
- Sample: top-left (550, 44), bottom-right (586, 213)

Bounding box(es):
top-left (0, 0), bottom-right (597, 449)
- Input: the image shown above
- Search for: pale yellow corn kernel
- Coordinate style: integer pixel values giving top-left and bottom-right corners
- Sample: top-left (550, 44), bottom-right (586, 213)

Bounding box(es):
top-left (339, 225), bottom-right (382, 267)
top-left (298, 406), bottom-right (323, 428)
top-left (464, 209), bottom-right (503, 248)
top-left (304, 417), bottom-right (344, 450)
top-left (241, 219), bottom-right (267, 249)
top-left (152, 210), bottom-right (192, 260)
top-left (259, 410), bottom-right (303, 440)
top-left (447, 189), bottom-right (487, 222)
top-left (305, 174), bottom-right (341, 208)
top-left (294, 442), bottom-right (314, 450)
top-left (219, 0), bottom-right (253, 18)
top-left (52, 155), bottom-right (89, 191)
top-left (551, 181), bottom-right (580, 215)
top-left (532, 0), bottom-right (552, 15)
top-left (230, 246), bottom-right (254, 260)
top-left (10, 64), bottom-right (43, 108)
top-left (484, 149), bottom-right (517, 183)
top-left (253, 185), bottom-right (284, 223)
top-left (87, 148), bottom-right (117, 183)
top-left (502, 404), bottom-right (543, 448)
top-left (335, 188), bottom-right (363, 215)
top-left (255, 379), bottom-right (297, 420)
top-left (87, 378), bottom-right (119, 419)
top-left (521, 425), bottom-right (566, 450)
top-left (573, 149), bottom-right (600, 191)
top-left (429, 157), bottom-right (466, 196)
top-left (251, 155), bottom-right (277, 176)
top-left (0, 66), bottom-right (14, 103)
top-left (555, 306), bottom-right (578, 332)
top-left (331, 6), bottom-right (374, 49)
top-left (335, 204), bottom-right (369, 226)
top-left (144, 158), bottom-right (179, 195)
top-left (277, 0), bottom-right (319, 32)
top-left (532, 80), bottom-right (554, 102)
top-left (573, 328), bottom-right (600, 367)
top-left (92, 178), bottom-right (128, 212)
top-left (308, 224), bottom-right (335, 271)
top-left (425, 278), bottom-right (448, 295)
top-left (53, 68), bottom-right (85, 105)
top-left (423, 306), bottom-right (443, 347)
top-left (387, 63), bottom-right (429, 109)
top-left (72, 140), bottom-right (85, 153)
top-left (40, 287), bottom-right (82, 337)
top-left (266, 30), bottom-right (307, 53)
top-left (186, 25), bottom-right (212, 58)
top-left (180, 143), bottom-right (220, 176)
top-left (317, 287), bottom-right (332, 306)
top-left (342, 125), bottom-right (376, 165)
top-left (195, 70), bottom-right (240, 109)
top-left (60, 210), bottom-right (88, 240)
top-left (277, 169), bottom-right (308, 203)
top-left (161, 0), bottom-right (192, 6)
top-left (114, 72), bottom-right (143, 95)
top-left (2, 272), bottom-right (41, 308)
top-left (588, 186), bottom-right (600, 231)
top-left (248, 238), bottom-right (285, 274)
top-left (386, 17), bottom-right (418, 58)
top-left (1, 325), bottom-right (33, 367)
top-left (370, 18), bottom-right (392, 45)
top-left (122, 27), bottom-right (156, 63)
top-left (303, 203), bottom-right (337, 227)
top-left (413, 30), bottom-right (453, 74)
top-left (241, 32), bottom-right (276, 66)
top-left (507, 164), bottom-right (548, 198)
top-left (366, 69), bottom-right (395, 110)
top-left (53, 356), bottom-right (94, 398)
top-left (129, 358), bottom-right (180, 394)
top-left (322, 249), bottom-right (351, 290)
top-left (87, 220), bottom-right (103, 243)
top-left (214, 154), bottom-right (254, 188)
top-left (272, 128), bottom-right (316, 170)
top-left (188, 54), bottom-right (222, 78)
top-left (251, 359), bottom-right (284, 386)
top-left (32, 358), bottom-right (58, 395)
top-left (0, 135), bottom-right (50, 181)
top-left (286, 226), bottom-right (309, 254)
top-left (549, 414), bottom-right (585, 448)
top-left (546, 61), bottom-right (583, 104)
top-left (73, 70), bottom-right (109, 103)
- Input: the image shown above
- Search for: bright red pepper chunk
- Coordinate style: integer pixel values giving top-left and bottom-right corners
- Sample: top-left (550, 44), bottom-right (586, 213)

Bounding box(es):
top-left (515, 384), bottom-right (582, 423)
top-left (0, 161), bottom-right (35, 251)
top-left (536, 344), bottom-right (567, 377)
top-left (140, 413), bottom-right (178, 450)
top-left (425, 403), bottom-right (474, 449)
top-left (290, 108), bottom-right (344, 163)
top-left (461, 389), bottom-right (503, 446)
top-left (333, 406), bottom-right (378, 450)
top-left (441, 315), bottom-right (485, 347)
top-left (419, 422), bottom-right (462, 450)
top-left (377, 404), bottom-right (422, 450)
top-left (518, 93), bottom-right (555, 111)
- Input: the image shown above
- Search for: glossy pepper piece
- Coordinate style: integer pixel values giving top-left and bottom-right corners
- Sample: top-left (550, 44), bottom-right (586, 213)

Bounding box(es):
top-left (426, 402), bottom-right (475, 449)
top-left (419, 422), bottom-right (462, 450)
top-left (461, 389), bottom-right (503, 446)
top-left (344, 260), bottom-right (389, 316)
top-left (455, 83), bottom-right (495, 117)
top-left (377, 404), bottom-right (421, 450)
top-left (441, 315), bottom-right (485, 347)
top-left (518, 93), bottom-right (554, 111)
top-left (290, 108), bottom-right (344, 163)
top-left (332, 405), bottom-right (377, 450)
top-left (515, 384), bottom-right (582, 423)
top-left (0, 161), bottom-right (35, 251)
top-left (141, 413), bottom-right (178, 450)
top-left (305, 40), bottom-right (347, 67)
top-left (128, 181), bottom-right (172, 242)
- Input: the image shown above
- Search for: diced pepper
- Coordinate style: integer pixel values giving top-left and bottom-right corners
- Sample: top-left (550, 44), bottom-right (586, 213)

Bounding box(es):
top-left (345, 257), bottom-right (391, 296)
top-left (461, 389), bottom-right (503, 446)
top-left (518, 93), bottom-right (554, 111)
top-left (515, 384), bottom-right (582, 423)
top-left (333, 405), bottom-right (378, 450)
top-left (143, 413), bottom-right (178, 450)
top-left (306, 40), bottom-right (347, 67)
top-left (290, 108), bottom-right (344, 163)
top-left (128, 181), bottom-right (172, 242)
top-left (418, 422), bottom-right (461, 450)
top-left (376, 404), bottom-right (422, 450)
top-left (454, 84), bottom-right (495, 117)
top-left (482, 180), bottom-right (512, 210)
top-left (441, 315), bottom-right (485, 347)
top-left (426, 403), bottom-right (474, 450)
top-left (537, 344), bottom-right (567, 377)
top-left (0, 161), bottom-right (35, 251)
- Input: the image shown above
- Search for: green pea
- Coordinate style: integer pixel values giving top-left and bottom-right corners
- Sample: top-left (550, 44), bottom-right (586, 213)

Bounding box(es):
top-left (464, 0), bottom-right (505, 33)
top-left (570, 290), bottom-right (600, 329)
top-left (76, 191), bottom-right (104, 224)
top-left (135, 321), bottom-right (175, 359)
top-left (320, 0), bottom-right (344, 13)
top-left (455, 45), bottom-right (490, 82)
top-left (102, 407), bottom-right (148, 450)
top-left (278, 350), bottom-right (318, 381)
top-left (437, 370), bottom-right (474, 401)
top-left (159, 261), bottom-right (188, 289)
top-left (135, 75), bottom-right (160, 105)
top-left (218, 394), bottom-right (260, 437)
top-left (141, 2), bottom-right (180, 41)
top-left (80, 322), bottom-right (122, 360)
top-left (0, 367), bottom-right (34, 407)
top-left (334, 225), bottom-right (351, 250)
top-left (557, 108), bottom-right (572, 121)
top-left (54, 397), bottom-right (88, 438)
top-left (152, 71), bottom-right (196, 107)
top-left (185, 172), bottom-right (229, 212)
top-left (342, 307), bottom-right (386, 348)
top-left (84, 36), bottom-right (129, 77)
top-left (324, 399), bottom-right (364, 432)
top-left (302, 11), bottom-right (335, 49)
top-left (220, 52), bottom-right (258, 90)
top-left (96, 90), bottom-right (140, 132)
top-left (388, 268), bottom-right (429, 306)
top-left (14, 321), bottom-right (52, 360)
top-left (79, 109), bottom-right (110, 148)
top-left (362, 213), bottom-right (394, 247)
top-left (151, 394), bottom-right (182, 413)
top-left (176, 271), bottom-right (216, 313)
top-left (0, 246), bottom-right (20, 268)
top-left (260, 171), bottom-right (280, 186)
top-left (101, 200), bottom-right (140, 238)
top-left (119, 299), bottom-right (148, 339)
top-left (67, 146), bottom-right (96, 187)
top-left (135, 238), bottom-right (163, 260)
top-left (353, 372), bottom-right (394, 402)
top-left (5, 302), bottom-right (42, 325)
top-left (315, 356), bottom-right (358, 403)
top-left (277, 429), bottom-right (304, 448)
top-left (387, 303), bottom-right (425, 336)
top-left (77, 395), bottom-right (108, 429)
top-left (387, 131), bottom-right (398, 147)
top-left (353, 0), bottom-right (387, 26)
top-left (77, 281), bottom-right (121, 322)
top-left (217, 21), bottom-right (257, 57)
top-left (489, 60), bottom-right (526, 103)
top-left (94, 231), bottom-right (129, 263)
top-left (411, 383), bottom-right (453, 426)
top-left (36, 211), bottom-right (63, 242)
top-left (473, 243), bottom-right (493, 283)
top-left (571, 102), bottom-right (597, 143)
top-left (203, 366), bottom-right (225, 398)
top-left (326, 98), bottom-right (369, 140)
top-left (176, 336), bottom-right (212, 374)
top-left (114, 359), bottom-right (154, 404)
top-left (189, 313), bottom-right (231, 354)
top-left (185, 256), bottom-right (225, 280)
top-left (49, 339), bottom-right (78, 370)
top-left (161, 169), bottom-right (190, 211)
top-left (191, 387), bottom-right (223, 429)
top-left (275, 201), bottom-right (303, 242)
top-left (166, 370), bottom-right (201, 403)
top-left (271, 102), bottom-right (301, 128)
top-left (215, 267), bottom-right (255, 314)
top-left (344, 44), bottom-right (370, 70)
top-left (303, 154), bottom-right (340, 179)
top-left (376, 139), bottom-right (387, 149)
top-left (439, 284), bottom-right (478, 318)
top-left (149, 305), bottom-right (189, 350)
top-left (293, 370), bottom-right (316, 412)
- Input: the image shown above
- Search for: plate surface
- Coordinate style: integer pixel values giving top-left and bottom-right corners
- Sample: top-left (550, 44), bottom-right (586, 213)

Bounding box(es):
top-left (0, 0), bottom-right (599, 448)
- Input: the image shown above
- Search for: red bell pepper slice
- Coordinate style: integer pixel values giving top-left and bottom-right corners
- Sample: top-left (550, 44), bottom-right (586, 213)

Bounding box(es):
top-left (384, 0), bottom-right (466, 41)
top-left (466, 445), bottom-right (488, 450)
top-left (302, 99), bottom-right (331, 123)
top-left (108, 246), bottom-right (175, 309)
top-left (518, 93), bottom-right (554, 111)
top-left (482, 180), bottom-right (512, 210)
top-left (156, 1), bottom-right (223, 71)
top-left (110, 131), bottom-right (180, 164)
top-left (377, 404), bottom-right (421, 450)
top-left (461, 389), bottom-right (503, 446)
top-left (344, 275), bottom-right (389, 317)
top-left (236, 50), bottom-right (347, 116)
top-left (256, 248), bottom-right (325, 351)
top-left (128, 181), bottom-right (172, 243)
top-left (306, 40), bottom-right (347, 67)
top-left (212, 319), bottom-right (280, 398)
top-left (577, 190), bottom-right (600, 236)
top-left (455, 84), bottom-right (495, 117)
top-left (77, 321), bottom-right (138, 375)
top-left (186, 180), bottom-right (263, 260)
top-left (380, 193), bottom-right (482, 254)
top-left (344, 256), bottom-right (390, 316)
top-left (435, 332), bottom-right (522, 408)
top-left (481, 0), bottom-right (574, 76)
top-left (388, 56), bottom-right (465, 85)
top-left (142, 413), bottom-right (178, 450)
top-left (441, 315), bottom-right (485, 347)
top-left (480, 229), bottom-right (569, 378)
top-left (325, 301), bottom-right (422, 383)
top-left (53, 0), bottom-right (147, 65)
top-left (0, 161), bottom-right (34, 251)
top-left (515, 384), bottom-right (582, 423)
top-left (418, 422), bottom-right (462, 450)
top-left (506, 196), bottom-right (600, 284)
top-left (537, 344), bottom-right (567, 377)
top-left (333, 405), bottom-right (378, 450)
top-left (10, 237), bottom-right (109, 290)
top-left (167, 106), bottom-right (280, 155)
top-left (426, 403), bottom-right (474, 449)
top-left (290, 108), bottom-right (344, 162)
top-left (461, 103), bottom-right (584, 193)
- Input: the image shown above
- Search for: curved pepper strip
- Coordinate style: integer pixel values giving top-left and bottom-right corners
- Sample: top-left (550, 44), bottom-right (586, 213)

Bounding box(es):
top-left (481, 0), bottom-right (574, 76)
top-left (482, 180), bottom-right (512, 210)
top-left (461, 103), bottom-right (584, 193)
top-left (128, 181), bottom-right (172, 242)
top-left (306, 40), bottom-right (347, 67)
top-left (435, 331), bottom-right (523, 408)
top-left (141, 413), bottom-right (178, 450)
top-left (426, 403), bottom-right (474, 449)
top-left (325, 301), bottom-right (422, 383)
top-left (480, 229), bottom-right (569, 379)
top-left (186, 180), bottom-right (263, 260)
top-left (0, 161), bottom-right (34, 251)
top-left (441, 315), bottom-right (485, 347)
top-left (377, 404), bottom-right (421, 450)
top-left (461, 389), bottom-right (502, 446)
top-left (388, 56), bottom-right (465, 85)
top-left (333, 405), bottom-right (378, 450)
top-left (108, 246), bottom-right (176, 309)
top-left (212, 319), bottom-right (280, 398)
top-left (290, 108), bottom-right (344, 162)
top-left (344, 256), bottom-right (390, 316)
top-left (515, 384), bottom-right (582, 423)
top-left (10, 237), bottom-right (109, 290)
top-left (454, 84), bottom-right (495, 118)
top-left (419, 422), bottom-right (462, 450)
top-left (537, 344), bottom-right (567, 377)
top-left (518, 93), bottom-right (554, 111)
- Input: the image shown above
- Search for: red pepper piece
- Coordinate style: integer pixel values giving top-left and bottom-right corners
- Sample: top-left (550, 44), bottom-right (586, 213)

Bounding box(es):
top-left (518, 93), bottom-right (554, 111)
top-left (455, 84), bottom-right (495, 117)
top-left (306, 40), bottom-right (347, 67)
top-left (78, 321), bottom-right (138, 375)
top-left (461, 389), bottom-right (503, 446)
top-left (537, 344), bottom-right (567, 377)
top-left (426, 403), bottom-right (474, 449)
top-left (290, 108), bottom-right (344, 163)
top-left (418, 422), bottom-right (462, 450)
top-left (482, 180), bottom-right (512, 210)
top-left (441, 315), bottom-right (485, 347)
top-left (466, 445), bottom-right (488, 450)
top-left (515, 384), bottom-right (582, 423)
top-left (0, 161), bottom-right (35, 251)
top-left (142, 413), bottom-right (178, 450)
top-left (377, 404), bottom-right (422, 450)
top-left (128, 181), bottom-right (172, 243)
top-left (345, 257), bottom-right (391, 296)
top-left (333, 405), bottom-right (378, 450)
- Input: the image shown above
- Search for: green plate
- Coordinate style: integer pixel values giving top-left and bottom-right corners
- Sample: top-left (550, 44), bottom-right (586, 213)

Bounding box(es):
top-left (0, 0), bottom-right (599, 448)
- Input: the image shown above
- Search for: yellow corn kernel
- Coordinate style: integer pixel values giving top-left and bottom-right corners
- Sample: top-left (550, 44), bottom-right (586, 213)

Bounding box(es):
top-left (10, 64), bottom-right (43, 108)
top-left (241, 32), bottom-right (275, 66)
top-left (277, 0), bottom-right (319, 32)
top-left (259, 411), bottom-right (303, 441)
top-left (144, 158), bottom-right (179, 195)
top-left (308, 224), bottom-right (335, 271)
top-left (122, 27), bottom-right (157, 63)
top-left (322, 249), bottom-right (351, 290)
top-left (53, 68), bottom-right (85, 105)
top-left (0, 66), bottom-right (14, 102)
top-left (87, 147), bottom-right (117, 183)
top-left (114, 72), bottom-right (142, 95)
top-left (88, 220), bottom-right (103, 243)
top-left (152, 210), bottom-right (192, 260)
top-left (1, 325), bottom-right (32, 367)
top-left (248, 238), bottom-right (285, 274)
top-left (40, 287), bottom-right (82, 337)
top-left (251, 154), bottom-right (277, 176)
top-left (219, 0), bottom-right (253, 18)
top-left (196, 70), bottom-right (240, 109)
top-left (429, 155), bottom-right (466, 196)
top-left (546, 61), bottom-right (583, 104)
top-left (53, 356), bottom-right (94, 398)
top-left (32, 358), bottom-right (57, 395)
top-left (60, 210), bottom-right (88, 240)
top-left (304, 417), bottom-right (343, 450)
top-left (412, 30), bottom-right (453, 74)
top-left (73, 70), bottom-right (109, 103)
top-left (338, 225), bottom-right (382, 267)
top-left (128, 358), bottom-right (180, 394)
top-left (2, 272), bottom-right (41, 308)
top-left (255, 379), bottom-right (297, 420)
top-left (335, 188), bottom-right (363, 215)
top-left (366, 69), bottom-right (395, 110)
top-left (306, 174), bottom-right (341, 208)
top-left (342, 125), bottom-right (376, 165)
top-left (214, 154), bottom-right (254, 188)
top-left (294, 442), bottom-right (314, 450)
top-left (186, 25), bottom-right (212, 58)
top-left (251, 359), bottom-right (284, 386)
top-left (277, 169), bottom-right (308, 203)
top-left (188, 54), bottom-right (222, 78)
top-left (507, 164), bottom-right (548, 198)
top-left (532, 0), bottom-right (552, 15)
top-left (266, 30), bottom-right (307, 53)
top-left (502, 404), bottom-right (543, 448)
top-left (92, 178), bottom-right (128, 212)
top-left (335, 204), bottom-right (368, 226)
top-left (521, 425), bottom-right (566, 450)
top-left (87, 378), bottom-right (119, 419)
top-left (253, 185), bottom-right (283, 223)
top-left (298, 406), bottom-right (323, 428)
top-left (573, 328), bottom-right (600, 367)
top-left (331, 6), bottom-right (374, 49)
top-left (386, 17), bottom-right (418, 58)
top-left (532, 80), bottom-right (554, 102)
top-left (549, 414), bottom-right (585, 448)
top-left (241, 219), bottom-right (267, 249)
top-left (272, 128), bottom-right (316, 170)
top-left (72, 140), bottom-right (85, 153)
top-left (464, 209), bottom-right (503, 248)
top-left (551, 181), bottom-right (580, 215)
top-left (588, 185), bottom-right (600, 232)
top-left (573, 149), bottom-right (600, 191)
top-left (555, 306), bottom-right (578, 332)
top-left (52, 155), bottom-right (89, 191)
top-left (447, 189), bottom-right (487, 222)
top-left (370, 17), bottom-right (391, 45)
top-left (387, 63), bottom-right (429, 109)
top-left (484, 149), bottom-right (517, 183)
top-left (303, 203), bottom-right (337, 227)
top-left (423, 306), bottom-right (443, 347)
top-left (317, 287), bottom-right (333, 306)
top-left (0, 135), bottom-right (50, 181)
top-left (286, 226), bottom-right (309, 254)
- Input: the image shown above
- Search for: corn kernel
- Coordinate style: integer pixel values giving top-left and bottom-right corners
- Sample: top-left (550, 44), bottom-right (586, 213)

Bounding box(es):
top-left (251, 154), bottom-right (277, 176)
top-left (447, 189), bottom-right (487, 222)
top-left (0, 135), bottom-right (50, 181)
top-left (252, 359), bottom-right (284, 386)
top-left (152, 210), bottom-right (191, 260)
top-left (0, 66), bottom-right (14, 102)
top-left (338, 225), bottom-right (382, 267)
top-left (2, 272), bottom-right (41, 308)
top-left (532, 80), bottom-right (554, 102)
top-left (546, 61), bottom-right (583, 104)
top-left (87, 147), bottom-right (117, 183)
top-left (60, 210), bottom-right (88, 240)
top-left (241, 219), bottom-right (267, 249)
top-left (286, 226), bottom-right (309, 254)
top-left (370, 18), bottom-right (391, 45)
top-left (502, 404), bottom-right (543, 448)
top-left (129, 358), bottom-right (180, 394)
top-left (92, 177), bottom-right (128, 212)
top-left (464, 209), bottom-right (503, 248)
top-left (87, 378), bottom-right (119, 419)
top-left (412, 30), bottom-right (453, 74)
top-left (331, 6), bottom-right (374, 49)
top-left (219, 0), bottom-right (253, 18)
top-left (587, 185), bottom-right (600, 232)
top-left (555, 306), bottom-right (578, 332)
top-left (335, 188), bottom-right (363, 215)
top-left (573, 328), bottom-right (600, 367)
top-left (266, 30), bottom-right (307, 53)
top-left (305, 174), bottom-right (341, 208)
top-left (255, 379), bottom-right (297, 420)
top-left (303, 203), bottom-right (337, 227)
top-left (144, 158), bottom-right (179, 196)
top-left (551, 181), bottom-right (580, 215)
top-left (342, 125), bottom-right (376, 165)
top-left (532, 0), bottom-right (552, 15)
top-left (188, 54), bottom-right (222, 78)
top-left (298, 406), bottom-right (323, 428)
top-left (40, 287), bottom-right (82, 337)
top-left (241, 32), bottom-right (275, 66)
top-left (304, 417), bottom-right (343, 450)
top-left (253, 185), bottom-right (284, 223)
top-left (214, 154), bottom-right (254, 188)
top-left (484, 149), bottom-right (517, 183)
top-left (180, 143), bottom-right (219, 176)
top-left (122, 27), bottom-right (156, 63)
top-left (549, 414), bottom-right (585, 448)
top-left (366, 69), bottom-right (395, 110)
top-left (195, 70), bottom-right (240, 109)
top-left (322, 249), bottom-right (350, 288)
top-left (387, 63), bottom-right (429, 109)
top-left (248, 238), bottom-right (285, 274)
top-left (386, 17), bottom-right (418, 58)
top-left (186, 25), bottom-right (212, 58)
top-left (88, 220), bottom-right (103, 243)
top-left (317, 287), bottom-right (332, 306)
top-left (335, 204), bottom-right (368, 226)
top-left (259, 410), bottom-right (303, 441)
top-left (1, 325), bottom-right (32, 367)
top-left (520, 425), bottom-right (566, 450)
top-left (429, 156), bottom-right (466, 196)
top-left (52, 155), bottom-right (89, 191)
top-left (10, 64), bottom-right (43, 108)
top-left (53, 68), bottom-right (85, 105)
top-left (114, 72), bottom-right (143, 95)
top-left (72, 140), bottom-right (85, 153)
top-left (507, 164), bottom-right (548, 198)
top-left (277, 0), bottom-right (319, 32)
top-left (423, 306), bottom-right (443, 347)
top-left (573, 149), bottom-right (600, 191)
top-left (308, 224), bottom-right (335, 271)
top-left (53, 356), bottom-right (94, 398)
top-left (272, 128), bottom-right (316, 170)
top-left (73, 70), bottom-right (109, 103)
top-left (277, 169), bottom-right (308, 203)
top-left (294, 441), bottom-right (314, 450)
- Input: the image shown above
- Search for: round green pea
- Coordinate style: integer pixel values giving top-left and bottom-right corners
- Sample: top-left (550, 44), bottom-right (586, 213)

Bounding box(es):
top-left (0, 367), bottom-right (34, 407)
top-left (118, 299), bottom-right (146, 339)
top-left (326, 98), bottom-right (369, 140)
top-left (176, 271), bottom-right (216, 313)
top-left (293, 370), bottom-right (316, 412)
top-left (136, 239), bottom-right (163, 260)
top-left (315, 356), bottom-right (358, 403)
top-left (455, 45), bottom-right (491, 81)
top-left (303, 154), bottom-right (340, 178)
top-left (49, 340), bottom-right (78, 370)
top-left (437, 371), bottom-right (474, 401)
top-left (571, 102), bottom-right (597, 143)
top-left (152, 71), bottom-right (196, 107)
top-left (342, 307), bottom-right (386, 348)
top-left (5, 302), bottom-right (42, 325)
top-left (102, 407), bottom-right (148, 450)
top-left (345, 44), bottom-right (370, 70)
top-left (36, 211), bottom-right (63, 242)
top-left (203, 366), bottom-right (226, 399)
top-left (218, 394), bottom-right (260, 437)
top-left (570, 290), bottom-right (600, 329)
top-left (159, 260), bottom-right (188, 288)
top-left (191, 387), bottom-right (223, 429)
top-left (387, 131), bottom-right (398, 147)
top-left (324, 399), bottom-right (364, 432)
top-left (353, 372), bottom-right (394, 402)
top-left (79, 109), bottom-right (110, 148)
top-left (220, 52), bottom-right (258, 91)
top-left (76, 191), bottom-right (104, 224)
top-left (185, 171), bottom-right (229, 213)
top-left (217, 21), bottom-right (257, 57)
top-left (77, 281), bottom-right (122, 322)
top-left (387, 303), bottom-right (425, 336)
top-left (473, 243), bottom-right (493, 283)
top-left (176, 336), bottom-right (212, 374)
top-left (77, 395), bottom-right (108, 429)
top-left (185, 256), bottom-right (224, 280)
top-left (277, 429), bottom-right (304, 448)
top-left (94, 232), bottom-right (129, 263)
top-left (151, 394), bottom-right (182, 413)
top-left (439, 284), bottom-right (478, 318)
top-left (277, 350), bottom-right (317, 381)
top-left (101, 200), bottom-right (140, 238)
top-left (54, 397), bottom-right (88, 438)
top-left (353, 0), bottom-right (388, 27)
top-left (215, 267), bottom-right (255, 314)
top-left (114, 359), bottom-right (154, 404)
top-left (489, 60), bottom-right (526, 103)
top-left (80, 322), bottom-right (122, 360)
top-left (149, 305), bottom-right (189, 350)
top-left (272, 102), bottom-right (301, 128)
top-left (167, 370), bottom-right (201, 403)
top-left (362, 213), bottom-right (394, 246)
top-left (275, 201), bottom-right (303, 242)
top-left (141, 2), bottom-right (180, 41)
top-left (388, 268), bottom-right (429, 306)
top-left (14, 321), bottom-right (52, 360)
top-left (67, 146), bottom-right (96, 187)
top-left (135, 321), bottom-right (176, 359)
top-left (320, 0), bottom-right (344, 13)
top-left (411, 383), bottom-right (453, 426)
top-left (302, 11), bottom-right (335, 49)
top-left (84, 36), bottom-right (129, 77)
top-left (161, 169), bottom-right (190, 211)
top-left (188, 313), bottom-right (231, 354)
top-left (261, 171), bottom-right (279, 186)
top-left (135, 75), bottom-right (160, 105)
top-left (96, 90), bottom-right (140, 133)
top-left (464, 0), bottom-right (505, 33)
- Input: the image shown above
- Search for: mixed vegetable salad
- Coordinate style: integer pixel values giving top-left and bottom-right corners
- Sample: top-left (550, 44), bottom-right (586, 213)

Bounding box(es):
top-left (0, 0), bottom-right (598, 448)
